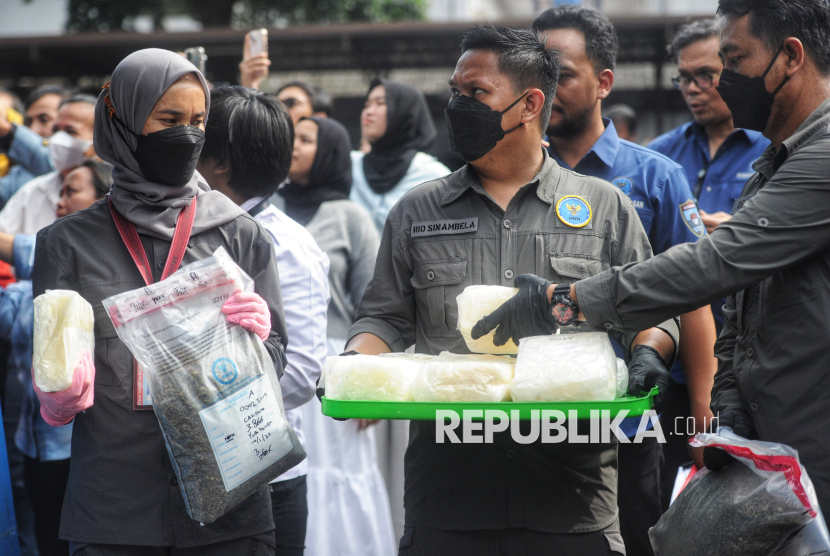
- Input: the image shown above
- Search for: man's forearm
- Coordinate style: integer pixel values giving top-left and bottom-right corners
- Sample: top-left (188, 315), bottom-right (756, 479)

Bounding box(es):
top-left (345, 332), bottom-right (392, 355)
top-left (632, 327), bottom-right (676, 363)
top-left (679, 307), bottom-right (717, 433)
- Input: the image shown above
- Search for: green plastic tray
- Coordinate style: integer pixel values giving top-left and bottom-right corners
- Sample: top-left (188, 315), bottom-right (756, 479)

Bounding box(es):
top-left (321, 387), bottom-right (657, 421)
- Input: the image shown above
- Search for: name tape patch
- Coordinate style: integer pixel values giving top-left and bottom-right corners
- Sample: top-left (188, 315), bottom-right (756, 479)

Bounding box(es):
top-left (411, 217), bottom-right (479, 237)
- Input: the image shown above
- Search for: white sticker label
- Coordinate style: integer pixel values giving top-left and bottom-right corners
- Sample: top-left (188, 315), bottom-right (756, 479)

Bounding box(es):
top-left (200, 375), bottom-right (292, 492)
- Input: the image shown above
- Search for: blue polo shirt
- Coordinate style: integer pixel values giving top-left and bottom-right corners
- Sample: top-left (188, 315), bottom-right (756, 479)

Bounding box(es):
top-left (649, 121), bottom-right (769, 330)
top-left (549, 120), bottom-right (705, 254)
top-left (549, 119), bottom-right (705, 435)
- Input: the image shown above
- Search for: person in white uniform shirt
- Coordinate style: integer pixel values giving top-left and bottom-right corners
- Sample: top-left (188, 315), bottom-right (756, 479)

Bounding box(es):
top-left (0, 95), bottom-right (97, 235)
top-left (197, 85), bottom-right (330, 556)
top-left (350, 79), bottom-right (450, 233)
top-left (276, 115), bottom-right (395, 556)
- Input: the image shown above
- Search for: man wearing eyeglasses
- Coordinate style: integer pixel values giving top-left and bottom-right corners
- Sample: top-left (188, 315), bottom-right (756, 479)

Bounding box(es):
top-left (650, 20), bottom-right (769, 318)
top-left (533, 7), bottom-right (718, 555)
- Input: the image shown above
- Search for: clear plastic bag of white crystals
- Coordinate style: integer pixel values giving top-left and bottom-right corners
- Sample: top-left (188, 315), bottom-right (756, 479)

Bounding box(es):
top-left (510, 333), bottom-right (619, 402)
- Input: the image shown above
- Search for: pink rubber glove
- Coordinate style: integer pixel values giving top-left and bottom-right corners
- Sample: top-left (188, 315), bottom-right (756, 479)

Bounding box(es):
top-left (33, 350), bottom-right (95, 427)
top-left (222, 292), bottom-right (271, 342)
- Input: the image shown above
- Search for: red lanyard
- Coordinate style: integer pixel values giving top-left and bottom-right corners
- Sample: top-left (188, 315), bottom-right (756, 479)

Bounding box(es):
top-left (108, 195), bottom-right (198, 410)
top-left (108, 195), bottom-right (197, 285)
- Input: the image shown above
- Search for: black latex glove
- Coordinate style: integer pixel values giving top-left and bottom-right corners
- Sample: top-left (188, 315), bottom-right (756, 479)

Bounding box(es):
top-left (627, 344), bottom-right (674, 414)
top-left (703, 408), bottom-right (754, 471)
top-left (471, 274), bottom-right (557, 346)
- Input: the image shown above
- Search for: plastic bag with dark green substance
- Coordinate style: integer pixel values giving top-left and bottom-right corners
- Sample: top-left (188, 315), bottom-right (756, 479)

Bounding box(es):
top-left (650, 430), bottom-right (828, 556)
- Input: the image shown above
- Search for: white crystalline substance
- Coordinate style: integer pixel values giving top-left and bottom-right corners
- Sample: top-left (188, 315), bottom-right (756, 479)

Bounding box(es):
top-left (510, 333), bottom-right (619, 402)
top-left (616, 358), bottom-right (629, 399)
top-left (456, 285), bottom-right (520, 354)
top-left (410, 352), bottom-right (515, 402)
top-left (325, 353), bottom-right (432, 401)
top-left (33, 290), bottom-right (95, 393)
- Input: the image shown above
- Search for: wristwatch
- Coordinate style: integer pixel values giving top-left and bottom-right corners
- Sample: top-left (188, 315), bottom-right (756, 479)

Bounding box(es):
top-left (550, 283), bottom-right (579, 327)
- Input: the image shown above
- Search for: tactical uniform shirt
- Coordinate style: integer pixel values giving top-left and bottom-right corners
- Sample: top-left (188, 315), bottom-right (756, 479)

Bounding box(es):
top-left (576, 98), bottom-right (830, 513)
top-left (349, 150), bottom-right (679, 533)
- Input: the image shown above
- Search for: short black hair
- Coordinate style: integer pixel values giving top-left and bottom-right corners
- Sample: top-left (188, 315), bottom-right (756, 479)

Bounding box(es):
top-left (533, 5), bottom-right (619, 72)
top-left (80, 159), bottom-right (114, 198)
top-left (0, 88), bottom-right (23, 114)
top-left (460, 25), bottom-right (561, 132)
top-left (718, 0), bottom-right (830, 75)
top-left (276, 80), bottom-right (335, 117)
top-left (603, 104), bottom-right (637, 135)
top-left (60, 94), bottom-right (98, 109)
top-left (202, 86), bottom-right (294, 199)
top-left (25, 86), bottom-right (70, 111)
top-left (667, 19), bottom-right (722, 63)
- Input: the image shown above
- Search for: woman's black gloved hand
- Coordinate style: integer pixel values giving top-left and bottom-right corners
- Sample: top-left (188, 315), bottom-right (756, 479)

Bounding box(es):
top-left (471, 274), bottom-right (558, 347)
top-left (627, 344), bottom-right (674, 414)
top-left (703, 408), bottom-right (754, 471)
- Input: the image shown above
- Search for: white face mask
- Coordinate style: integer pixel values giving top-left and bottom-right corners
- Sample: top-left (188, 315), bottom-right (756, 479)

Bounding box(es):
top-left (48, 131), bottom-right (93, 173)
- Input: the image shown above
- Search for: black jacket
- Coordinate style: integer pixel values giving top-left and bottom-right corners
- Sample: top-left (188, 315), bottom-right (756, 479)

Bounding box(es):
top-left (33, 198), bottom-right (287, 547)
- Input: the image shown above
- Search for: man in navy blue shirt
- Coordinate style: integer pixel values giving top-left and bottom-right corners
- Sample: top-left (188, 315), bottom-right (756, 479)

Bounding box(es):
top-left (534, 7), bottom-right (718, 555)
top-left (649, 19), bottom-right (770, 332)
top-left (648, 19), bottom-right (769, 512)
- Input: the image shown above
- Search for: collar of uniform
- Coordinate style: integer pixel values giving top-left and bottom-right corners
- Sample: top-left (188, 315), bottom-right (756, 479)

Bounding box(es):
top-left (440, 148), bottom-right (560, 206)
top-left (686, 120), bottom-right (759, 149)
top-left (780, 97), bottom-right (830, 158)
top-left (548, 118), bottom-right (619, 171)
top-left (753, 97), bottom-right (830, 178)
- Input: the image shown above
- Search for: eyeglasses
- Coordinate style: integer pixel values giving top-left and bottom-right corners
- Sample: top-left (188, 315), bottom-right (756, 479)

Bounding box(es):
top-left (280, 97), bottom-right (307, 109)
top-left (671, 72), bottom-right (720, 91)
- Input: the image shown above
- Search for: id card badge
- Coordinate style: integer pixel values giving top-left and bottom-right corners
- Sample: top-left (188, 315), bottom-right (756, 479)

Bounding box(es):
top-left (132, 359), bottom-right (154, 410)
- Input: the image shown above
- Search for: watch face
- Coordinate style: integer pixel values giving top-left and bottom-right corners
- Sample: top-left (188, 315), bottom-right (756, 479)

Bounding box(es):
top-left (552, 302), bottom-right (576, 326)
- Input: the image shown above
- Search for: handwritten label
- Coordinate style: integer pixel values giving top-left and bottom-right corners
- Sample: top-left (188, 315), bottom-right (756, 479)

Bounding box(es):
top-left (199, 375), bottom-right (292, 491)
top-left (108, 261), bottom-right (239, 326)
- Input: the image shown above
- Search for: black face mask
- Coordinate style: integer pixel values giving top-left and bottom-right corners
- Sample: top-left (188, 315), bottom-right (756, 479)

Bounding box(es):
top-left (134, 125), bottom-right (205, 186)
top-left (444, 92), bottom-right (528, 162)
top-left (114, 117), bottom-right (206, 186)
top-left (716, 45), bottom-right (788, 132)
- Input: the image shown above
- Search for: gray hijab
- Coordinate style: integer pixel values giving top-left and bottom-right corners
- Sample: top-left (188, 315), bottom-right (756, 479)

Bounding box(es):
top-left (95, 48), bottom-right (243, 240)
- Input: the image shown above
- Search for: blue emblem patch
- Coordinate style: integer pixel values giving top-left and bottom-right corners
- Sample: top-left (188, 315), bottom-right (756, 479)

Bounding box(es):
top-left (556, 195), bottom-right (592, 228)
top-left (612, 177), bottom-right (634, 196)
top-left (212, 358), bottom-right (238, 385)
top-left (679, 199), bottom-right (705, 237)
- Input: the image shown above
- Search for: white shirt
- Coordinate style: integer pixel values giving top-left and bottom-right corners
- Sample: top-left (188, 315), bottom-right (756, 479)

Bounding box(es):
top-left (350, 151), bottom-right (450, 234)
top-left (0, 170), bottom-right (61, 234)
top-left (246, 199), bottom-right (331, 481)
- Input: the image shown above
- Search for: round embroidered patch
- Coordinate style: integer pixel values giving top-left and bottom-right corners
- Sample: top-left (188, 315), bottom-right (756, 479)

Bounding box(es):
top-left (612, 177), bottom-right (634, 196)
top-left (556, 195), bottom-right (592, 228)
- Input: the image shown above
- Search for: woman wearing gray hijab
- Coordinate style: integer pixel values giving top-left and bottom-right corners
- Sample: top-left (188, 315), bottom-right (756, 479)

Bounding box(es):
top-left (30, 49), bottom-right (290, 554)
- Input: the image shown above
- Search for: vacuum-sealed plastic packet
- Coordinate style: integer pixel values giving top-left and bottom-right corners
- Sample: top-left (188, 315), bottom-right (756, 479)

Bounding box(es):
top-left (456, 285), bottom-right (519, 354)
top-left (33, 290), bottom-right (94, 392)
top-left (410, 351), bottom-right (515, 402)
top-left (324, 353), bottom-right (433, 402)
top-left (510, 333), bottom-right (618, 402)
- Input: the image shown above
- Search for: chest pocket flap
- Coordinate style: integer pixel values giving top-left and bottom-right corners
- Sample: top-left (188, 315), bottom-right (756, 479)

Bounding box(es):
top-left (550, 255), bottom-right (602, 281)
top-left (410, 258), bottom-right (468, 336)
top-left (411, 259), bottom-right (468, 288)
